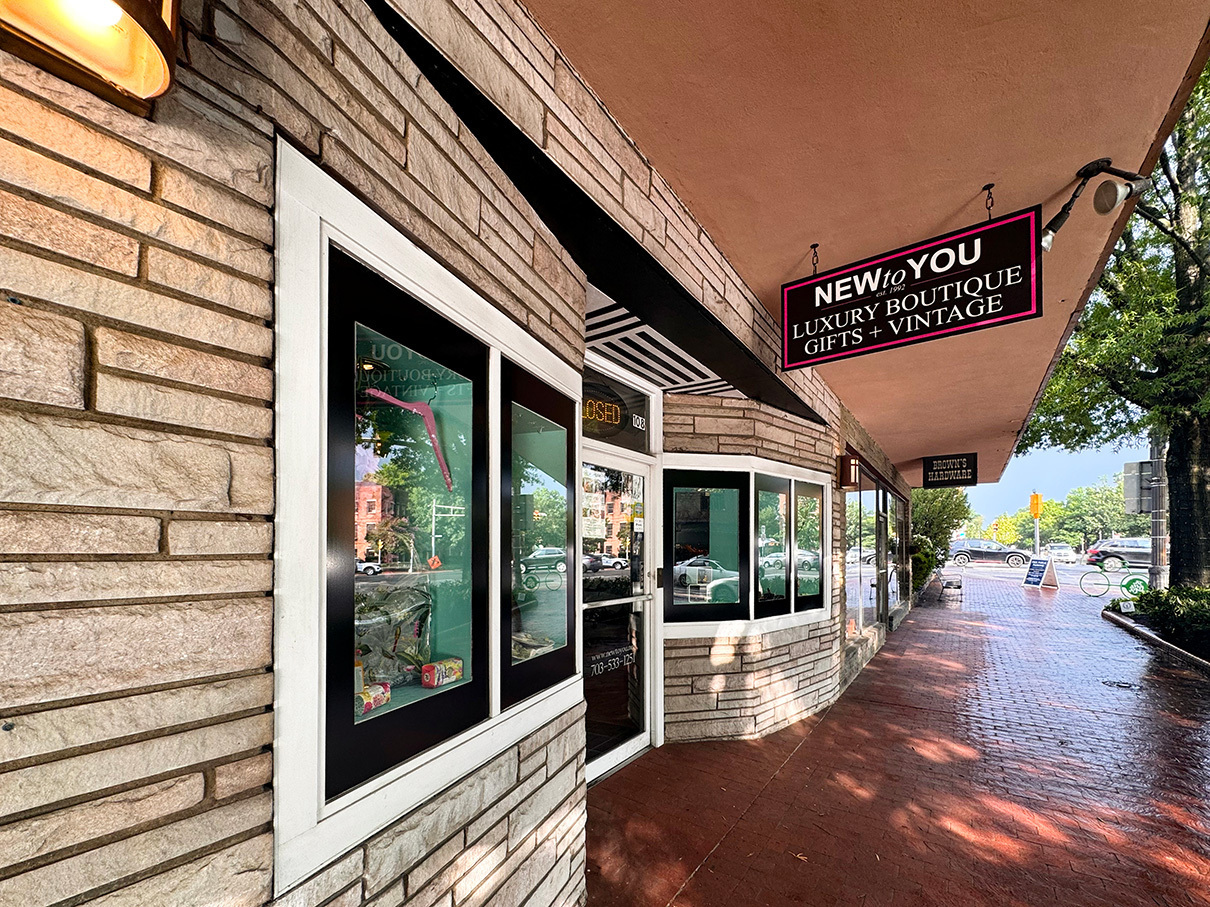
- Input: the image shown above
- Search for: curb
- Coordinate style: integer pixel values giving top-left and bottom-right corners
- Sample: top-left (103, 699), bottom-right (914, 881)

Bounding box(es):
top-left (1101, 609), bottom-right (1210, 675)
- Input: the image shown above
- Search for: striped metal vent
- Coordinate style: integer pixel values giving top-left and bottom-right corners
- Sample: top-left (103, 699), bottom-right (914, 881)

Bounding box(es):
top-left (586, 292), bottom-right (743, 397)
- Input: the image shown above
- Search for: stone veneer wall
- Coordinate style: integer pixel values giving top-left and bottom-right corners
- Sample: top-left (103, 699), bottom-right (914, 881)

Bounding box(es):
top-left (0, 0), bottom-right (588, 900)
top-left (660, 395), bottom-right (908, 742)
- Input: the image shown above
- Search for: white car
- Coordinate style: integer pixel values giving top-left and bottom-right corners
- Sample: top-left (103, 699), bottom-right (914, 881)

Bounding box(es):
top-left (673, 556), bottom-right (739, 586)
top-left (355, 559), bottom-right (382, 575)
top-left (1044, 543), bottom-right (1080, 564)
top-left (601, 556), bottom-right (629, 570)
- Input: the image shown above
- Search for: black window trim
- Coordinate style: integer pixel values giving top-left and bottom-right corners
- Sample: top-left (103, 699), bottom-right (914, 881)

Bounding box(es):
top-left (664, 469), bottom-right (750, 623)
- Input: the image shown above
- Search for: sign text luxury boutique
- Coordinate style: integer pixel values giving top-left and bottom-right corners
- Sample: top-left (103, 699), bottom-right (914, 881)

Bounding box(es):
top-left (782, 208), bottom-right (1043, 369)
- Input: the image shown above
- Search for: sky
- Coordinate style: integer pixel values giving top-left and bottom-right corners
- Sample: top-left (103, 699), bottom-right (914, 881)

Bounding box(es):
top-left (966, 442), bottom-right (1151, 520)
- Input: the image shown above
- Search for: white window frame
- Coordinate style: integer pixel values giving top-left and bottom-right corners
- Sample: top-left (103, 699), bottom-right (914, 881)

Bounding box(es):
top-left (274, 140), bottom-right (583, 894)
top-left (661, 453), bottom-right (833, 640)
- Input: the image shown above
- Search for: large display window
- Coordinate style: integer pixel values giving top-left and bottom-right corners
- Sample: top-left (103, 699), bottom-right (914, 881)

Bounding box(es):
top-left (665, 470), bottom-right (749, 622)
top-left (326, 248), bottom-right (489, 798)
top-left (275, 144), bottom-right (584, 893)
top-left (501, 360), bottom-right (577, 709)
top-left (665, 466), bottom-right (828, 624)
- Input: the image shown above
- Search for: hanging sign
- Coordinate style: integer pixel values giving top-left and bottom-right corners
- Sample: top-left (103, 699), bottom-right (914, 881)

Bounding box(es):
top-left (1022, 557), bottom-right (1059, 590)
top-left (782, 207), bottom-right (1042, 369)
top-left (922, 453), bottom-right (978, 488)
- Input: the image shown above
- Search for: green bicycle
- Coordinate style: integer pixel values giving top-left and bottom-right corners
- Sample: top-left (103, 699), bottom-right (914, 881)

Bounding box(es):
top-left (1079, 566), bottom-right (1149, 598)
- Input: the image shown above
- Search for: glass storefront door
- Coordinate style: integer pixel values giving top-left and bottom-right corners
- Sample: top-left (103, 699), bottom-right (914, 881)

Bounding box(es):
top-left (582, 455), bottom-right (653, 777)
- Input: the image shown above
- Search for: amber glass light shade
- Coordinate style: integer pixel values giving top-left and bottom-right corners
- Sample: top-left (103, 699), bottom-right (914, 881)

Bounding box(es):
top-left (0, 0), bottom-right (178, 114)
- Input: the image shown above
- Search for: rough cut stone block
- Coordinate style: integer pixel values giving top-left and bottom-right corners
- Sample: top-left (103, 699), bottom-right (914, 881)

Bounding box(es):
top-left (82, 833), bottom-right (272, 907)
top-left (0, 246), bottom-right (271, 357)
top-left (145, 246), bottom-right (272, 319)
top-left (0, 775), bottom-right (203, 870)
top-left (0, 412), bottom-right (271, 513)
top-left (0, 301), bottom-right (85, 408)
top-left (0, 136), bottom-right (271, 280)
top-left (0, 793), bottom-right (270, 907)
top-left (0, 187), bottom-right (139, 275)
top-left (0, 715), bottom-right (272, 819)
top-left (664, 716), bottom-right (755, 741)
top-left (168, 520), bottom-right (272, 556)
top-left (408, 130), bottom-right (480, 228)
top-left (271, 848), bottom-right (363, 907)
top-left (364, 749), bottom-right (517, 894)
top-left (0, 82), bottom-right (151, 189)
top-left (158, 165), bottom-right (273, 243)
top-left (0, 510), bottom-right (159, 555)
top-left (1, 675), bottom-right (273, 764)
top-left (405, 830), bottom-right (465, 895)
top-left (95, 372), bottom-right (273, 438)
top-left (0, 599), bottom-right (272, 708)
top-left (95, 328), bottom-right (273, 401)
top-left (213, 752), bottom-right (273, 800)
top-left (509, 761), bottom-right (576, 849)
top-left (0, 559), bottom-right (272, 606)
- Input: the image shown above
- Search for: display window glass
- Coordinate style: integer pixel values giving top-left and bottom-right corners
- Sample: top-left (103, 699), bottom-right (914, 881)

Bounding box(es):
top-left (582, 465), bottom-right (645, 604)
top-left (326, 248), bottom-right (489, 799)
top-left (794, 482), bottom-right (824, 610)
top-left (501, 361), bottom-right (576, 708)
top-left (755, 475), bottom-right (791, 618)
top-left (665, 470), bottom-right (749, 622)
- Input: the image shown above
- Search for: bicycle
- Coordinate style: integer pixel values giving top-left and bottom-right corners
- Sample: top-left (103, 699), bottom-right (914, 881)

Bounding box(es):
top-left (1079, 566), bottom-right (1149, 598)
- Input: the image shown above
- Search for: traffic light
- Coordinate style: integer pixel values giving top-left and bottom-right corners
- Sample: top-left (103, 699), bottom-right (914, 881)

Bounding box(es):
top-left (1029, 493), bottom-right (1042, 519)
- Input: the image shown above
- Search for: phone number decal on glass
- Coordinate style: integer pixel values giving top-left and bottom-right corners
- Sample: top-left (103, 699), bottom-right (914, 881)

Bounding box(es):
top-left (588, 644), bottom-right (636, 676)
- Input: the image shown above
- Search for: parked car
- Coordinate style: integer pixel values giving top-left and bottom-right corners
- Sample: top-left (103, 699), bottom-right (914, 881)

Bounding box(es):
top-left (1086, 538), bottom-right (1151, 571)
top-left (845, 545), bottom-right (877, 564)
top-left (582, 553), bottom-right (603, 573)
top-left (1044, 542), bottom-right (1080, 564)
top-left (948, 539), bottom-right (1030, 568)
top-left (759, 549), bottom-right (821, 572)
top-left (673, 556), bottom-right (739, 586)
top-left (355, 559), bottom-right (382, 575)
top-left (521, 546), bottom-right (567, 573)
top-left (601, 556), bottom-right (629, 570)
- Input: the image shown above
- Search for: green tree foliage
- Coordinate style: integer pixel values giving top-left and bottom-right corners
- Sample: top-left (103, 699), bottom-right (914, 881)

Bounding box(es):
top-left (997, 476), bottom-right (1149, 550)
top-left (910, 488), bottom-right (972, 560)
top-left (1018, 72), bottom-right (1210, 585)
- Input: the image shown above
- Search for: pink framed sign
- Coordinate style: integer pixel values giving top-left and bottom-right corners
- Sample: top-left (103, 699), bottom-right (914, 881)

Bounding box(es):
top-left (782, 206), bottom-right (1042, 370)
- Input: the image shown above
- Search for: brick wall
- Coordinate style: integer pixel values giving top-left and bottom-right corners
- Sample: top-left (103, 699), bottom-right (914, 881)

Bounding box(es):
top-left (664, 624), bottom-right (841, 742)
top-left (0, 0), bottom-right (588, 900)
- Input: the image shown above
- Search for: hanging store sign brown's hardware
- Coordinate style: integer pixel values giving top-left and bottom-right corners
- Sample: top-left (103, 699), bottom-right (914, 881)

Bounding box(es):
top-left (921, 453), bottom-right (978, 488)
top-left (782, 207), bottom-right (1042, 369)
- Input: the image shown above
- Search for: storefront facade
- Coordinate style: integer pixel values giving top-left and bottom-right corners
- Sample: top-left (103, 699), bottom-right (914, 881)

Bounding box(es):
top-left (0, 0), bottom-right (1202, 904)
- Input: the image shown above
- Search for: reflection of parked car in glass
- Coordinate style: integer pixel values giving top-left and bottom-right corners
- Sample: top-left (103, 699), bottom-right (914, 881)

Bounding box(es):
top-left (760, 549), bottom-right (820, 572)
top-left (949, 539), bottom-right (1029, 567)
top-left (601, 556), bottom-right (629, 570)
top-left (673, 556), bottom-right (738, 586)
top-left (521, 546), bottom-right (567, 573)
top-left (845, 546), bottom-right (877, 564)
top-left (355, 559), bottom-right (382, 575)
top-left (582, 553), bottom-right (603, 573)
top-left (1086, 538), bottom-right (1150, 571)
top-left (1044, 543), bottom-right (1080, 564)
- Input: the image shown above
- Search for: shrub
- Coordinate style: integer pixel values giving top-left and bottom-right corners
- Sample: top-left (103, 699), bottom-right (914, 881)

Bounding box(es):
top-left (1112, 585), bottom-right (1210, 657)
top-left (911, 548), bottom-right (937, 592)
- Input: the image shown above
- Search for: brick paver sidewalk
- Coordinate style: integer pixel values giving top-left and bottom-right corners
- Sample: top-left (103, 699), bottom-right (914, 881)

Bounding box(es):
top-left (586, 572), bottom-right (1210, 906)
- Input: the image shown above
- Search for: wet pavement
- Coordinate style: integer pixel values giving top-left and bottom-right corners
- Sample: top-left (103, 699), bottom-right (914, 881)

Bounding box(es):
top-left (586, 571), bottom-right (1210, 906)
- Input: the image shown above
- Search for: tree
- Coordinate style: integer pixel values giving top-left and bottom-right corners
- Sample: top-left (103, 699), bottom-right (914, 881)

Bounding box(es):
top-left (1019, 71), bottom-right (1210, 586)
top-left (910, 488), bottom-right (972, 559)
top-left (366, 516), bottom-right (417, 568)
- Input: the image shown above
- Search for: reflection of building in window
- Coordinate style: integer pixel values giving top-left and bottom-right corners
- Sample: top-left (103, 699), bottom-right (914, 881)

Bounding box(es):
top-left (355, 482), bottom-right (394, 559)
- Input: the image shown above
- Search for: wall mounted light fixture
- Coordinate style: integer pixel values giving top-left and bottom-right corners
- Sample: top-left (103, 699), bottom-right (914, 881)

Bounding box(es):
top-left (1040, 158), bottom-right (1153, 253)
top-left (838, 454), bottom-right (860, 489)
top-left (0, 0), bottom-right (178, 115)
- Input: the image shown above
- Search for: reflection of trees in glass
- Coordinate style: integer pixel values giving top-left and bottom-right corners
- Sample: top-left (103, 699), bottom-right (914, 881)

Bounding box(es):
top-left (758, 492), bottom-right (786, 550)
top-left (796, 494), bottom-right (821, 549)
top-left (845, 495), bottom-right (876, 550)
top-left (367, 460), bottom-right (467, 562)
top-left (365, 516), bottom-right (417, 567)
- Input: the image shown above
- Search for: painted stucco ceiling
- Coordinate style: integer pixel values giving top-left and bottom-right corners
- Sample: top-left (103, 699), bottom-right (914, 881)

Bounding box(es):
top-left (521, 0), bottom-right (1210, 484)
